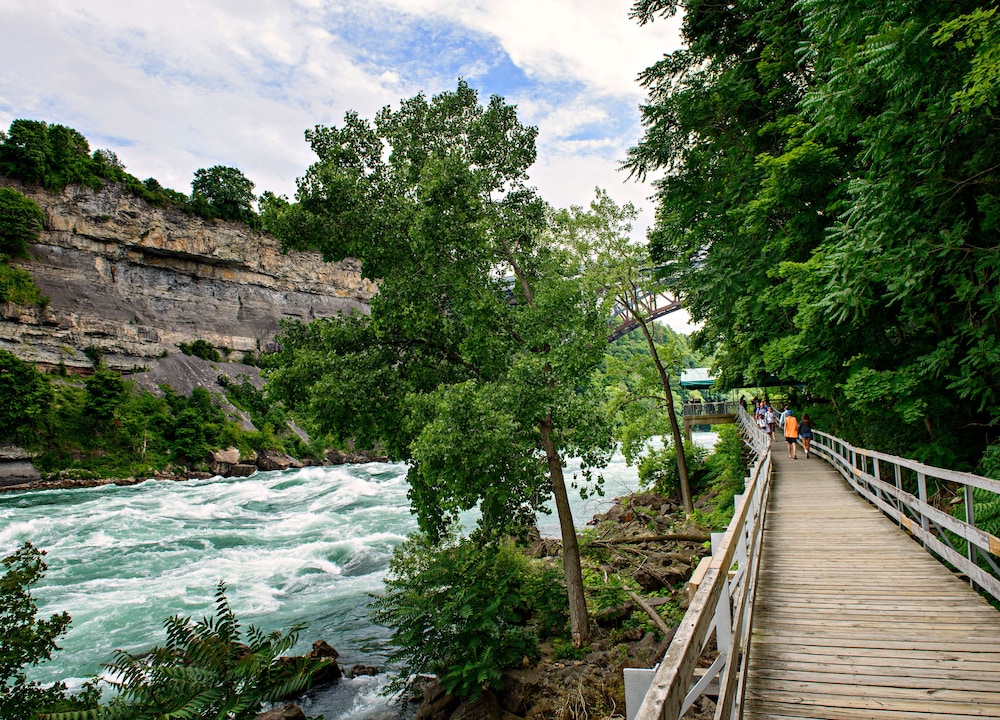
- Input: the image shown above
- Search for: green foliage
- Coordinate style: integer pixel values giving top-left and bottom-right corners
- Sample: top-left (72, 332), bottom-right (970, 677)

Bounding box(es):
top-left (582, 567), bottom-right (633, 615)
top-left (636, 441), bottom-right (707, 499)
top-left (190, 166), bottom-right (256, 223)
top-left (628, 0), bottom-right (1000, 469)
top-left (0, 259), bottom-right (47, 306)
top-left (0, 119), bottom-right (243, 221)
top-left (0, 349), bottom-right (53, 444)
top-left (48, 582), bottom-right (321, 720)
top-left (265, 80), bottom-right (615, 537)
top-left (370, 535), bottom-right (547, 701)
top-left (0, 543), bottom-right (75, 720)
top-left (83, 364), bottom-right (127, 424)
top-left (693, 424), bottom-right (751, 530)
top-left (0, 186), bottom-right (44, 258)
top-left (179, 339), bottom-right (221, 362)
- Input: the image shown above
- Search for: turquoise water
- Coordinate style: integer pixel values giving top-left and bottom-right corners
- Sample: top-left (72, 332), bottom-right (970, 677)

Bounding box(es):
top-left (0, 434), bottom-right (716, 718)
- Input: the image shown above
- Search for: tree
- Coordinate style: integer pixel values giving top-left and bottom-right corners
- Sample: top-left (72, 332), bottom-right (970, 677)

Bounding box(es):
top-left (556, 188), bottom-right (695, 513)
top-left (191, 165), bottom-right (256, 223)
top-left (0, 543), bottom-right (74, 720)
top-left (0, 186), bottom-right (45, 258)
top-left (84, 364), bottom-right (128, 424)
top-left (628, 0), bottom-right (1000, 468)
top-left (0, 349), bottom-right (53, 444)
top-left (265, 81), bottom-right (615, 646)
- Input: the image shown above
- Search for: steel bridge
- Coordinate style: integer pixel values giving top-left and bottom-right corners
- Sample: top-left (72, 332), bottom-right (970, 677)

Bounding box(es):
top-left (608, 287), bottom-right (682, 342)
top-left (627, 408), bottom-right (1000, 719)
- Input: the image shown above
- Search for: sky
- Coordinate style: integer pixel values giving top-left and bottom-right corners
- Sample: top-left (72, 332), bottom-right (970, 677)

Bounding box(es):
top-left (0, 0), bottom-right (696, 331)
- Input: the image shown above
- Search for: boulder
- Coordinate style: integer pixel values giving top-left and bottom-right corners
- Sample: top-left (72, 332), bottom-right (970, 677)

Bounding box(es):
top-left (449, 690), bottom-right (502, 720)
top-left (0, 445), bottom-right (40, 488)
top-left (255, 704), bottom-right (306, 720)
top-left (348, 664), bottom-right (380, 677)
top-left (211, 446), bottom-right (241, 465)
top-left (230, 463), bottom-right (258, 477)
top-left (307, 640), bottom-right (342, 686)
top-left (257, 450), bottom-right (303, 472)
top-left (414, 678), bottom-right (459, 720)
top-left (0, 460), bottom-right (40, 488)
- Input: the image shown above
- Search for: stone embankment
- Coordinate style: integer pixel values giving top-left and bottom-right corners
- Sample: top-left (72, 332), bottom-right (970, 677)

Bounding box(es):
top-left (0, 178), bottom-right (376, 372)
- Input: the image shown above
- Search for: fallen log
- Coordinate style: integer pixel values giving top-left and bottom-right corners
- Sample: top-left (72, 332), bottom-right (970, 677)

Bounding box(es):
top-left (591, 531), bottom-right (710, 546)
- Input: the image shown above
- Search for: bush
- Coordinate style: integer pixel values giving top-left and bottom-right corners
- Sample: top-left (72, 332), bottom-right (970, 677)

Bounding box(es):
top-left (0, 349), bottom-right (52, 444)
top-left (637, 440), bottom-right (708, 498)
top-left (0, 259), bottom-right (46, 306)
top-left (0, 543), bottom-right (85, 720)
top-left (0, 187), bottom-right (45, 258)
top-left (179, 339), bottom-right (221, 362)
top-left (370, 535), bottom-right (546, 700)
top-left (82, 583), bottom-right (321, 720)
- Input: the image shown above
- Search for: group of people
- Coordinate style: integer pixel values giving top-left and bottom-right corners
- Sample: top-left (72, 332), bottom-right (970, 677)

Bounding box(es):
top-left (744, 396), bottom-right (813, 459)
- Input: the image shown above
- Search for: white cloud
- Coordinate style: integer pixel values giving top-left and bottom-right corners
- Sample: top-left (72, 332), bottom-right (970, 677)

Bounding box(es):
top-left (0, 0), bottom-right (683, 234)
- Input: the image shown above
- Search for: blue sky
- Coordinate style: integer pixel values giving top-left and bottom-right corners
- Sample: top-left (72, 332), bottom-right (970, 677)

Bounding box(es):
top-left (0, 0), bottom-right (694, 330)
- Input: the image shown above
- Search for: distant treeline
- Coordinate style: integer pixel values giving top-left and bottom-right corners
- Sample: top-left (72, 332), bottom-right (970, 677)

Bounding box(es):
top-left (0, 119), bottom-right (259, 224)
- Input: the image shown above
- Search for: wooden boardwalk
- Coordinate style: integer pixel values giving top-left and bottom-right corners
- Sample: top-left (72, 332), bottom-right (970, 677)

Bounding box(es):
top-left (744, 451), bottom-right (1000, 719)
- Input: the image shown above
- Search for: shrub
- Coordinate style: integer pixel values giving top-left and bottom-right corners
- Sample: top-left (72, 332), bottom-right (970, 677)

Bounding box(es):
top-left (0, 543), bottom-right (82, 720)
top-left (179, 339), bottom-right (221, 362)
top-left (637, 440), bottom-right (708, 498)
top-left (84, 583), bottom-right (321, 720)
top-left (0, 349), bottom-right (52, 443)
top-left (0, 187), bottom-right (44, 258)
top-left (370, 535), bottom-right (545, 700)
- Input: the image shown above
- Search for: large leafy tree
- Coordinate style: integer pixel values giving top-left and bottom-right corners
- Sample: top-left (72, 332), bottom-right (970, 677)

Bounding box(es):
top-left (265, 81), bottom-right (615, 645)
top-left (556, 188), bottom-right (695, 513)
top-left (629, 0), bottom-right (1000, 467)
top-left (0, 349), bottom-right (53, 444)
top-left (191, 165), bottom-right (256, 223)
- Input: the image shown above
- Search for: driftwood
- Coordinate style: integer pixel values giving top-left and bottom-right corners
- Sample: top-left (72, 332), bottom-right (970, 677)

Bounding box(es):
top-left (592, 531), bottom-right (710, 546)
top-left (629, 590), bottom-right (677, 661)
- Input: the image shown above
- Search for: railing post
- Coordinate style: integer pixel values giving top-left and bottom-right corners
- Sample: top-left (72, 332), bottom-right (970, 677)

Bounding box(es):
top-left (894, 464), bottom-right (903, 528)
top-left (917, 472), bottom-right (929, 549)
top-left (965, 485), bottom-right (978, 584)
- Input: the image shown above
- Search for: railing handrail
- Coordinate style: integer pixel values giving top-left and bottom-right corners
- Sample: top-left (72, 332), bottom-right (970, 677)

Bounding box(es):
top-left (635, 407), bottom-right (772, 720)
top-left (810, 429), bottom-right (1000, 602)
top-left (681, 401), bottom-right (740, 418)
top-left (632, 415), bottom-right (1000, 720)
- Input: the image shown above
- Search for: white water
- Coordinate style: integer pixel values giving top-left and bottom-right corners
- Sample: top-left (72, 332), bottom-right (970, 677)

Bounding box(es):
top-left (0, 433), bottom-right (716, 718)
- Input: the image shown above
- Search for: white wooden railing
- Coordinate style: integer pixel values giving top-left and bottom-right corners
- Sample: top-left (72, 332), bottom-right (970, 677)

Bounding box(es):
top-left (810, 429), bottom-right (1000, 602)
top-left (629, 407), bottom-right (772, 720)
top-left (627, 411), bottom-right (1000, 720)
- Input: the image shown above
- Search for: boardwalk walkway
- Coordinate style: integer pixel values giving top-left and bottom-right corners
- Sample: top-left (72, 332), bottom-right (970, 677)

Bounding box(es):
top-left (744, 451), bottom-right (1000, 719)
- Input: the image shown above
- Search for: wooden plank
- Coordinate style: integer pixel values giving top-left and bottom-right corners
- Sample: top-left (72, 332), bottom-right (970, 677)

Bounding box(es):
top-left (743, 450), bottom-right (1000, 720)
top-left (743, 685), bottom-right (1000, 715)
top-left (748, 667), bottom-right (1000, 689)
top-left (744, 701), bottom-right (996, 720)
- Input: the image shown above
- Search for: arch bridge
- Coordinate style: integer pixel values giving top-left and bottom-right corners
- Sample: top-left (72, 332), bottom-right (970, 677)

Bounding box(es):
top-left (627, 409), bottom-right (1000, 719)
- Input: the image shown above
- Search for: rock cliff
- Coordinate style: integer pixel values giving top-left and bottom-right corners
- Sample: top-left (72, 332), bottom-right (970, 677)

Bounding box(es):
top-left (0, 179), bottom-right (376, 372)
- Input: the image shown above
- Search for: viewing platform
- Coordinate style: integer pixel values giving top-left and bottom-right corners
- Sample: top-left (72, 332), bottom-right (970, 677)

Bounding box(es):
top-left (681, 400), bottom-right (739, 442)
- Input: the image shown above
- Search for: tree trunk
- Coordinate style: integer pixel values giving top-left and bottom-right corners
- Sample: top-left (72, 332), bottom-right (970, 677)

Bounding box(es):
top-left (539, 416), bottom-right (590, 647)
top-left (636, 314), bottom-right (693, 514)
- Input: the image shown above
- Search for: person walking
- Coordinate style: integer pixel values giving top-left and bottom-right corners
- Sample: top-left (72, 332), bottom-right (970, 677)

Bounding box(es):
top-left (800, 413), bottom-right (814, 458)
top-left (783, 409), bottom-right (799, 459)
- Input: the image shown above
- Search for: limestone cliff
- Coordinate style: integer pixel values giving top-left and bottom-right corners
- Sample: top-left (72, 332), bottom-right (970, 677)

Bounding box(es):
top-left (0, 179), bottom-right (376, 371)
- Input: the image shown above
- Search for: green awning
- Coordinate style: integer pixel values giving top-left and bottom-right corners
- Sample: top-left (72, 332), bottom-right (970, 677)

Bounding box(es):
top-left (680, 368), bottom-right (715, 388)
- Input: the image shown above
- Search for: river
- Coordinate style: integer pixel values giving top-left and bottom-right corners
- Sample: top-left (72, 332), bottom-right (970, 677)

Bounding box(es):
top-left (0, 432), bottom-right (717, 718)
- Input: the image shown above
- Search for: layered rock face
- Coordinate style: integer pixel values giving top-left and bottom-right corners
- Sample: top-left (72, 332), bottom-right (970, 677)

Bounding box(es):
top-left (0, 179), bottom-right (376, 371)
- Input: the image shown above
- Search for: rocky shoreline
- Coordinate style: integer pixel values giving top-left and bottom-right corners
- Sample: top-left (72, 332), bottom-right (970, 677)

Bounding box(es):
top-left (0, 444), bottom-right (390, 493)
top-left (282, 491), bottom-right (721, 720)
